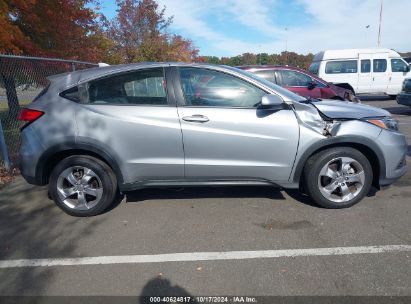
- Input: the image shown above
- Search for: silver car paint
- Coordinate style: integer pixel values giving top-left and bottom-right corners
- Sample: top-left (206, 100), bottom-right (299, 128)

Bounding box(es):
top-left (75, 104), bottom-right (184, 183)
top-left (177, 106), bottom-right (299, 182)
top-left (19, 62), bottom-right (407, 191)
top-left (312, 99), bottom-right (390, 119)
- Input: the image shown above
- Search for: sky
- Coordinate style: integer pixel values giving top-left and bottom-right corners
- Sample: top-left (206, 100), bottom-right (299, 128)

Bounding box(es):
top-left (98, 0), bottom-right (411, 57)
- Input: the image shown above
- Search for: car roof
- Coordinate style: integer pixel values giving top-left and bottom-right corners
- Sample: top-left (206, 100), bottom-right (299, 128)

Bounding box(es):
top-left (46, 62), bottom-right (236, 91)
top-left (313, 48), bottom-right (401, 61)
top-left (237, 65), bottom-right (328, 84)
top-left (237, 65), bottom-right (307, 72)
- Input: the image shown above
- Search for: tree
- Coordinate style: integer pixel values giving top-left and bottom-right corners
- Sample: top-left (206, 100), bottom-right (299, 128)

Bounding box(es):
top-left (0, 0), bottom-right (111, 61)
top-left (109, 0), bottom-right (198, 63)
top-left (0, 0), bottom-right (113, 117)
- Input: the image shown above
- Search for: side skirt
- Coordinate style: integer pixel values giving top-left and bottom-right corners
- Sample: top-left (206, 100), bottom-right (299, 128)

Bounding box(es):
top-left (119, 179), bottom-right (296, 192)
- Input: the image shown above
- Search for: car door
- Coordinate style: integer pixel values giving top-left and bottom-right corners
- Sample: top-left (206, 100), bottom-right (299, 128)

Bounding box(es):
top-left (277, 69), bottom-right (322, 99)
top-left (357, 54), bottom-right (372, 93)
top-left (172, 66), bottom-right (299, 183)
top-left (371, 54), bottom-right (389, 93)
top-left (75, 67), bottom-right (184, 184)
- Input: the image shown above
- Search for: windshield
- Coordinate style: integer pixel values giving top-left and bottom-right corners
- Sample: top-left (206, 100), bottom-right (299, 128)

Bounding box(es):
top-left (225, 66), bottom-right (307, 102)
top-left (309, 62), bottom-right (320, 75)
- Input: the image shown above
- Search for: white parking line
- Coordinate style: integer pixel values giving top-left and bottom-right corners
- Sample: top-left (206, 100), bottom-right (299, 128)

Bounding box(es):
top-left (0, 245), bottom-right (410, 269)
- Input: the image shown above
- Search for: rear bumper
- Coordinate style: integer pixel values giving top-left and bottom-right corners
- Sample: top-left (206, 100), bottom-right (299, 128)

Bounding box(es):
top-left (397, 92), bottom-right (411, 106)
top-left (19, 126), bottom-right (46, 186)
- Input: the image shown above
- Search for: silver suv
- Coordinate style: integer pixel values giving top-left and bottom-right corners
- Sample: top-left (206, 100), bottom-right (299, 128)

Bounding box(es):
top-left (18, 63), bottom-right (407, 216)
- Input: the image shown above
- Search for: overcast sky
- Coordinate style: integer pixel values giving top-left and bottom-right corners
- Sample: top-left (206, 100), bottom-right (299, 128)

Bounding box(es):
top-left (100, 0), bottom-right (411, 56)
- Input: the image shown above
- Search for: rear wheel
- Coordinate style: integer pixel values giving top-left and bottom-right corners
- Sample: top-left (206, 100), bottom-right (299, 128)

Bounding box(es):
top-left (49, 155), bottom-right (117, 216)
top-left (303, 147), bottom-right (373, 208)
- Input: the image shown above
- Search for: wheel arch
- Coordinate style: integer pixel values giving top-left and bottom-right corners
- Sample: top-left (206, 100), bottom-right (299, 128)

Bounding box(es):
top-left (334, 83), bottom-right (355, 94)
top-left (35, 142), bottom-right (124, 187)
top-left (292, 136), bottom-right (385, 189)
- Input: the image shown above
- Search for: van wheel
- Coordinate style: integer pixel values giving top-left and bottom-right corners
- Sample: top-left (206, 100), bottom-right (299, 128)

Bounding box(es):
top-left (303, 147), bottom-right (372, 209)
top-left (49, 155), bottom-right (117, 216)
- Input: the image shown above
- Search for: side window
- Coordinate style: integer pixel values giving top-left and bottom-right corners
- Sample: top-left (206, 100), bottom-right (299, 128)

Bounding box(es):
top-left (361, 60), bottom-right (371, 73)
top-left (308, 62), bottom-right (320, 75)
top-left (391, 59), bottom-right (408, 72)
top-left (373, 59), bottom-right (387, 73)
top-left (278, 70), bottom-right (312, 87)
top-left (252, 70), bottom-right (275, 83)
top-left (325, 60), bottom-right (358, 74)
top-left (313, 79), bottom-right (327, 88)
top-left (178, 68), bottom-right (266, 108)
top-left (60, 86), bottom-right (80, 102)
top-left (87, 68), bottom-right (167, 105)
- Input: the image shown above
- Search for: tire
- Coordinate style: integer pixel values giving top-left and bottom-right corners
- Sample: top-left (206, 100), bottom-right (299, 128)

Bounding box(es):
top-left (49, 155), bottom-right (117, 216)
top-left (389, 95), bottom-right (397, 100)
top-left (303, 147), bottom-right (373, 209)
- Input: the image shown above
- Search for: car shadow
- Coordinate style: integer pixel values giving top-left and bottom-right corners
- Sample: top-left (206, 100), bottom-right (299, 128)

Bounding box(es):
top-left (123, 185), bottom-right (324, 209)
top-left (359, 95), bottom-right (392, 101)
top-left (0, 178), bottom-right (104, 295)
top-left (125, 185), bottom-right (285, 202)
top-left (382, 106), bottom-right (411, 116)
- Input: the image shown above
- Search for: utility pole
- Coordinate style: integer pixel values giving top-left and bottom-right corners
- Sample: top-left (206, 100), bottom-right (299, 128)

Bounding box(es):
top-left (285, 27), bottom-right (288, 65)
top-left (377, 0), bottom-right (383, 47)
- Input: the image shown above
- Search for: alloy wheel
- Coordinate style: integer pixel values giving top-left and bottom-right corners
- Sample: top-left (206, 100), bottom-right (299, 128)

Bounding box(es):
top-left (56, 166), bottom-right (103, 210)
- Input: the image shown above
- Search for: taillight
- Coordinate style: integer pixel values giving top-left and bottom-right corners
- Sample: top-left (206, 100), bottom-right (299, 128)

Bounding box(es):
top-left (18, 108), bottom-right (44, 129)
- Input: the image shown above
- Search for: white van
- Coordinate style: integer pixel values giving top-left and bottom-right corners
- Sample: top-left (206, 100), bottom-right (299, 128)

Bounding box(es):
top-left (309, 48), bottom-right (411, 97)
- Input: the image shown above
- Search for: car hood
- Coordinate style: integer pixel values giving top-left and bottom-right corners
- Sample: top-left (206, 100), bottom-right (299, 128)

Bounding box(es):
top-left (311, 99), bottom-right (390, 119)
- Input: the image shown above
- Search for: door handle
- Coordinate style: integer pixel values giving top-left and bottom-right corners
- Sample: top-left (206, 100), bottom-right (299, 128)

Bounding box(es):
top-left (182, 115), bottom-right (209, 123)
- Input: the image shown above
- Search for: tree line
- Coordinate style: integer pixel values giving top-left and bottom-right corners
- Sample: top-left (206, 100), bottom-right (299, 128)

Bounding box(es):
top-left (1, 0), bottom-right (409, 68)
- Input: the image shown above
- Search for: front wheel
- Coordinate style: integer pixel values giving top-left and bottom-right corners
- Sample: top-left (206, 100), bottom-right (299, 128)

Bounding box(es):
top-left (303, 147), bottom-right (373, 208)
top-left (49, 155), bottom-right (117, 216)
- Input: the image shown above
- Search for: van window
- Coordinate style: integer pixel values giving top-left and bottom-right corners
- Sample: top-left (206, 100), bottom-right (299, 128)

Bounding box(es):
top-left (373, 59), bottom-right (387, 73)
top-left (325, 60), bottom-right (357, 74)
top-left (391, 59), bottom-right (408, 72)
top-left (361, 60), bottom-right (371, 73)
top-left (308, 62), bottom-right (320, 75)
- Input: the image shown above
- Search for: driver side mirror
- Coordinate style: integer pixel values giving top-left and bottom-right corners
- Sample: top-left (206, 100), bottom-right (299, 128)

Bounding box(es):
top-left (307, 81), bottom-right (317, 90)
top-left (261, 94), bottom-right (283, 108)
top-left (404, 65), bottom-right (410, 72)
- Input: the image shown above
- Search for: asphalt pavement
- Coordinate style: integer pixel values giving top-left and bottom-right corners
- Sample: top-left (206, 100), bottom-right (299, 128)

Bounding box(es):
top-left (0, 97), bottom-right (410, 297)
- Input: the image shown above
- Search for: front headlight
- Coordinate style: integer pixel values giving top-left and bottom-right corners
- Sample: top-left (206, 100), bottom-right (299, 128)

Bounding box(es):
top-left (366, 117), bottom-right (399, 131)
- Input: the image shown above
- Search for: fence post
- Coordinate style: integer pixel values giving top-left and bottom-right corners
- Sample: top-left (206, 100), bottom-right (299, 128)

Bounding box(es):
top-left (0, 119), bottom-right (11, 172)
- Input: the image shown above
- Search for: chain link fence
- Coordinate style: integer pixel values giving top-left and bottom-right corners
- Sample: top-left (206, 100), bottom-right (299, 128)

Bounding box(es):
top-left (0, 54), bottom-right (98, 181)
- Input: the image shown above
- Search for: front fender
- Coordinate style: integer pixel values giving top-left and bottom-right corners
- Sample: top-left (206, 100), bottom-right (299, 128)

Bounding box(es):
top-left (290, 135), bottom-right (386, 185)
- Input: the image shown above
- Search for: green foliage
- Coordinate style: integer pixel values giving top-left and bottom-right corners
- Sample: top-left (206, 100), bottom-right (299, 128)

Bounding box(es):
top-left (197, 52), bottom-right (315, 70)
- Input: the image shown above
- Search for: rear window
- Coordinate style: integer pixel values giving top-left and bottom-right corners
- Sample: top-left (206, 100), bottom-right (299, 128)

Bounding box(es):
top-left (252, 70), bottom-right (275, 83)
top-left (325, 60), bottom-right (358, 74)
